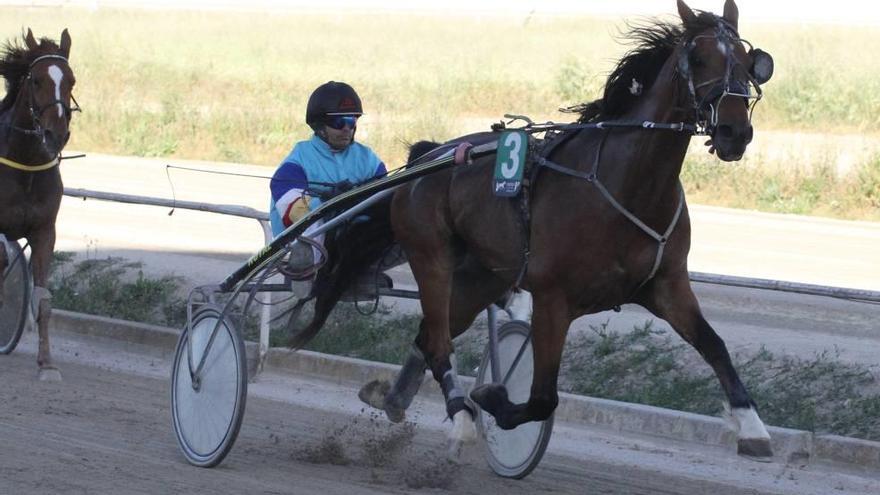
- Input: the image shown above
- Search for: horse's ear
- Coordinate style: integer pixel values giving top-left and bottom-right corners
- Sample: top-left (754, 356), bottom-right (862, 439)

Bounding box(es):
top-left (723, 0), bottom-right (739, 30)
top-left (25, 28), bottom-right (38, 51)
top-left (677, 0), bottom-right (697, 26)
top-left (60, 29), bottom-right (71, 58)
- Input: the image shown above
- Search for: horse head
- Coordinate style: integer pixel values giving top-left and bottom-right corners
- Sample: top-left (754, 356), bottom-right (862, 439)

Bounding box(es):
top-left (18, 28), bottom-right (78, 157)
top-left (676, 0), bottom-right (773, 161)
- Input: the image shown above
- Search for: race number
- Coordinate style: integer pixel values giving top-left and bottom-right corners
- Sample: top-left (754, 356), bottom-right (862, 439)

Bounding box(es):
top-left (493, 131), bottom-right (527, 197)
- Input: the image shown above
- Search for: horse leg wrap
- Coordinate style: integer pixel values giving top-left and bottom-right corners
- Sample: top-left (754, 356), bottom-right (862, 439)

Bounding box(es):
top-left (384, 345), bottom-right (428, 414)
top-left (32, 285), bottom-right (53, 310)
top-left (441, 359), bottom-right (474, 420)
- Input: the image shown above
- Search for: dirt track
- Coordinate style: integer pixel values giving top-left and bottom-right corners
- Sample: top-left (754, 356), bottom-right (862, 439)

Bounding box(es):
top-left (3, 331), bottom-right (879, 495)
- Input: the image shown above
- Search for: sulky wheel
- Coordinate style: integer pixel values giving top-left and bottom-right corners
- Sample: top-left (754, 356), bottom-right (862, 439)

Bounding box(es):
top-left (475, 320), bottom-right (554, 479)
top-left (171, 305), bottom-right (247, 467)
top-left (0, 241), bottom-right (30, 355)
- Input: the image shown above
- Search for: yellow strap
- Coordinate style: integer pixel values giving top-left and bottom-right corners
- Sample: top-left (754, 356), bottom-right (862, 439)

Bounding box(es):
top-left (0, 155), bottom-right (59, 172)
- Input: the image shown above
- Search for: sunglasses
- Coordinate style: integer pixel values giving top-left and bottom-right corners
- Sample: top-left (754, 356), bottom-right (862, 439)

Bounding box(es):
top-left (325, 115), bottom-right (358, 130)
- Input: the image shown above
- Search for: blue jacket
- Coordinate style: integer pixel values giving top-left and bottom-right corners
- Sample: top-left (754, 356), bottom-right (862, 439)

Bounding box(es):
top-left (269, 135), bottom-right (386, 236)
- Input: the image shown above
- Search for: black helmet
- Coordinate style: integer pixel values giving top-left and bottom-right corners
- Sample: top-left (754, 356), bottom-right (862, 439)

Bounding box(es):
top-left (306, 81), bottom-right (363, 131)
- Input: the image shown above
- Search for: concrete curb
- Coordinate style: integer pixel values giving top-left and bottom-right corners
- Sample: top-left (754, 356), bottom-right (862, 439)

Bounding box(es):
top-left (51, 309), bottom-right (880, 471)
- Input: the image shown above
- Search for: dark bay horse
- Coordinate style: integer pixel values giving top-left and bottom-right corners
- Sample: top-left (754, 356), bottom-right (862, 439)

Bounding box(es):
top-left (0, 29), bottom-right (77, 381)
top-left (365, 0), bottom-right (777, 459)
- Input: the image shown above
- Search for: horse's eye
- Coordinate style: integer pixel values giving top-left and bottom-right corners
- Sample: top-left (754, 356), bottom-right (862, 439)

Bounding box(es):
top-left (689, 53), bottom-right (703, 68)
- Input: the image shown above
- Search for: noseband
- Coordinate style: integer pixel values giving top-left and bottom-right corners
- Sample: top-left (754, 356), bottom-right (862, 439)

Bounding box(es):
top-left (677, 19), bottom-right (766, 134)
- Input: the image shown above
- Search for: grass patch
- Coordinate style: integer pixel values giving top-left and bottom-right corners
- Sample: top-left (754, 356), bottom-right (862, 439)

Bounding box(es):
top-left (2, 8), bottom-right (878, 219)
top-left (46, 252), bottom-right (880, 440)
top-left (296, 311), bottom-right (880, 442)
top-left (301, 304), bottom-right (422, 365)
top-left (560, 321), bottom-right (880, 441)
top-left (2, 7), bottom-right (879, 166)
top-left (682, 152), bottom-right (880, 221)
top-left (49, 252), bottom-right (187, 327)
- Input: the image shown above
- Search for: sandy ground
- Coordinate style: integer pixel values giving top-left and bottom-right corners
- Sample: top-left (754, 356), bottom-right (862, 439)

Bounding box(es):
top-left (3, 329), bottom-right (879, 494)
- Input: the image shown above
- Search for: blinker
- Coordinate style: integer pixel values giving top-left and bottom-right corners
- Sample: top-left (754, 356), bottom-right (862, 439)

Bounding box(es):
top-left (749, 48), bottom-right (774, 84)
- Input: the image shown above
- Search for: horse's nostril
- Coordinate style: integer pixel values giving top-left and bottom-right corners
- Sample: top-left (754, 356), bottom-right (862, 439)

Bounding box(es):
top-left (744, 125), bottom-right (754, 144)
top-left (717, 125), bottom-right (734, 139)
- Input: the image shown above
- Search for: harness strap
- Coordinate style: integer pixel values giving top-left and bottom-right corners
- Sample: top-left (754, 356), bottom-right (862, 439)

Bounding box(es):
top-left (0, 155), bottom-right (59, 172)
top-left (535, 131), bottom-right (686, 290)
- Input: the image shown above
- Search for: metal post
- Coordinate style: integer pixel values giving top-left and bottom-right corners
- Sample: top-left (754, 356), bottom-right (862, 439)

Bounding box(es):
top-left (257, 219), bottom-right (274, 376)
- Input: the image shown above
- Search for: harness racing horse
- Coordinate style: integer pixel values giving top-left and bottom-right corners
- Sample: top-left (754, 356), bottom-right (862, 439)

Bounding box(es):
top-left (0, 29), bottom-right (78, 380)
top-left (364, 0), bottom-right (777, 459)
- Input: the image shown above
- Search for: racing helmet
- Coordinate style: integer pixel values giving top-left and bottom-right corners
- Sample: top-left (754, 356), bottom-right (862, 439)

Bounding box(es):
top-left (305, 81), bottom-right (363, 131)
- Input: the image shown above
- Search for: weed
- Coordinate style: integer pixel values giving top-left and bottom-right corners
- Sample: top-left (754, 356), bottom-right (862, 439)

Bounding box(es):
top-left (48, 252), bottom-right (187, 327)
top-left (44, 252), bottom-right (880, 441)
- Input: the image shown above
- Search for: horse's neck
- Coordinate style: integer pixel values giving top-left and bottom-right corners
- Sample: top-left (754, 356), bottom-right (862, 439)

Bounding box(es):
top-left (597, 62), bottom-right (692, 201)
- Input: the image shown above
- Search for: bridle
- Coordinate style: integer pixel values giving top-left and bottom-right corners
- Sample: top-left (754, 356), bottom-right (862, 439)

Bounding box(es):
top-left (22, 54), bottom-right (81, 137)
top-left (0, 53), bottom-right (80, 170)
top-left (677, 18), bottom-right (772, 135)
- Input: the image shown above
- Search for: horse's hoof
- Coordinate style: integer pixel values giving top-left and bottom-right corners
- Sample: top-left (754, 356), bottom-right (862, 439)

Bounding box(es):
top-left (446, 438), bottom-right (466, 463)
top-left (737, 438), bottom-right (773, 460)
top-left (470, 384), bottom-right (509, 417)
top-left (38, 367), bottom-right (62, 382)
top-left (384, 406), bottom-right (405, 424)
top-left (358, 379), bottom-right (390, 410)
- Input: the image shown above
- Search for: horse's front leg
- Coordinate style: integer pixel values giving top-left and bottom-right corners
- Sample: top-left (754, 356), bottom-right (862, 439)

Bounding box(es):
top-left (639, 271), bottom-right (772, 459)
top-left (471, 290), bottom-right (568, 429)
top-left (29, 230), bottom-right (61, 381)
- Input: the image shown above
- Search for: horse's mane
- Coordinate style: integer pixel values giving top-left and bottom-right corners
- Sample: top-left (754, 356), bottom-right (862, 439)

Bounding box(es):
top-left (0, 33), bottom-right (61, 113)
top-left (577, 11), bottom-right (722, 122)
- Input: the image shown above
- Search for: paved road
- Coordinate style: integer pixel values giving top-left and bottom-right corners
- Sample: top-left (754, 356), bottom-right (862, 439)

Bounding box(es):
top-left (56, 152), bottom-right (880, 289)
top-left (3, 329), bottom-right (878, 495)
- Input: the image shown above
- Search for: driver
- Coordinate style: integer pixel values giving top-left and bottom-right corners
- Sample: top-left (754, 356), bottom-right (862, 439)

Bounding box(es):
top-left (269, 81), bottom-right (387, 279)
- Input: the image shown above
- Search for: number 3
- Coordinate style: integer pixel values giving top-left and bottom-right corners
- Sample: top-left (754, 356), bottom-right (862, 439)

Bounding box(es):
top-left (501, 133), bottom-right (522, 179)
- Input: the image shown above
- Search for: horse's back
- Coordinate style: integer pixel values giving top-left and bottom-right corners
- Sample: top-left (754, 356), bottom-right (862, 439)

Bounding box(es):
top-left (393, 132), bottom-right (524, 284)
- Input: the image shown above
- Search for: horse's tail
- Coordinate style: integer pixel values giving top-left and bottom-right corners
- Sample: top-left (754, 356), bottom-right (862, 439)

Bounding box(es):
top-left (406, 140), bottom-right (442, 167)
top-left (285, 197), bottom-right (397, 349)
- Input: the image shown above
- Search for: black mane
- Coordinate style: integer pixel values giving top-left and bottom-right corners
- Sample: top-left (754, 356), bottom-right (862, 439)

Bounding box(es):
top-left (0, 34), bottom-right (61, 114)
top-left (578, 11), bottom-right (722, 122)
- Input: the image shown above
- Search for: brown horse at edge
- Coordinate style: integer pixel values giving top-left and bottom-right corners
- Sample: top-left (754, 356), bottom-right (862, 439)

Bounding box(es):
top-left (0, 29), bottom-right (77, 381)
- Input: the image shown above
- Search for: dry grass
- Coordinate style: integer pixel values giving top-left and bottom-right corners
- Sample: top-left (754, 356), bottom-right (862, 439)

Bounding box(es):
top-left (2, 6), bottom-right (878, 219)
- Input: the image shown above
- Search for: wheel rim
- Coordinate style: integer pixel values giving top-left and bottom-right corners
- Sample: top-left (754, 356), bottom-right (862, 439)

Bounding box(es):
top-left (0, 243), bottom-right (28, 354)
top-left (477, 322), bottom-right (552, 477)
top-left (172, 311), bottom-right (243, 463)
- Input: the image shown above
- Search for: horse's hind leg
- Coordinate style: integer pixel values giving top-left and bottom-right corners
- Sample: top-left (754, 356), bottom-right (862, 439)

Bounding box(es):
top-left (639, 272), bottom-right (771, 458)
top-left (359, 255), bottom-right (510, 432)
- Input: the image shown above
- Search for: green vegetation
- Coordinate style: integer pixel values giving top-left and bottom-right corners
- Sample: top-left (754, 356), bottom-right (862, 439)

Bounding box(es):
top-left (49, 252), bottom-right (187, 327)
top-left (47, 252), bottom-right (880, 441)
top-left (3, 7), bottom-right (877, 219)
top-left (683, 152), bottom-right (880, 221)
